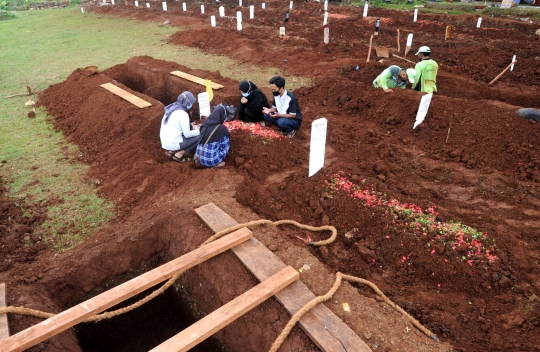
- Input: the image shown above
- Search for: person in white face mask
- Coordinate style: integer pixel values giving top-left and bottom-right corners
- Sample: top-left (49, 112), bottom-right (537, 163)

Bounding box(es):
top-left (238, 80), bottom-right (270, 123)
top-left (160, 91), bottom-right (200, 163)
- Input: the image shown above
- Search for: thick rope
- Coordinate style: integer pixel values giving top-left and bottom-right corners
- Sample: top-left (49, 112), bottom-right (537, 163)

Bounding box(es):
top-left (0, 219), bottom-right (336, 323)
top-left (200, 219), bottom-right (337, 247)
top-left (269, 272), bottom-right (439, 352)
top-left (0, 219), bottom-right (439, 350)
top-left (0, 273), bottom-right (180, 323)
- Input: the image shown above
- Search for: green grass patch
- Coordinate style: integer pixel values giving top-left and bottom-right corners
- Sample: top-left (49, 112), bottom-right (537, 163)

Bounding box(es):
top-left (0, 6), bottom-right (311, 251)
top-left (483, 6), bottom-right (540, 19)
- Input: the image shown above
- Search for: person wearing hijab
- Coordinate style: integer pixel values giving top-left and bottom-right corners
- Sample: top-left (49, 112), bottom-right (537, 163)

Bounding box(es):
top-left (159, 91), bottom-right (200, 163)
top-left (238, 80), bottom-right (270, 123)
top-left (194, 104), bottom-right (231, 168)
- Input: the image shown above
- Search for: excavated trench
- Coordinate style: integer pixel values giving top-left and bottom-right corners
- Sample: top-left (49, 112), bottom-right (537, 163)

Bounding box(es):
top-left (103, 56), bottom-right (241, 113)
top-left (31, 50), bottom-right (540, 351)
top-left (73, 259), bottom-right (224, 352)
top-left (34, 212), bottom-right (269, 352)
top-left (24, 60), bottom-right (315, 351)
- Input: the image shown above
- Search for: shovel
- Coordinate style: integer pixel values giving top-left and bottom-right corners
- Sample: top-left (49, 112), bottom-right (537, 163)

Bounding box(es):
top-left (375, 46), bottom-right (416, 64)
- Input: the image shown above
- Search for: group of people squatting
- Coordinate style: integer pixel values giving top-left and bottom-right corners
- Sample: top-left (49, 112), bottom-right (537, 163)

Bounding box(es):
top-left (159, 75), bottom-right (302, 168)
top-left (159, 46), bottom-right (437, 168)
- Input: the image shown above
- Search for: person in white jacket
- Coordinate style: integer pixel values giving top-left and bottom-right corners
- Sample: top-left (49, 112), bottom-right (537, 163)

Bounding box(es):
top-left (160, 91), bottom-right (200, 163)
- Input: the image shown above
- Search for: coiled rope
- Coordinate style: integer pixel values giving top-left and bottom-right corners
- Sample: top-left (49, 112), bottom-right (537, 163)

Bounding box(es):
top-left (0, 219), bottom-right (439, 346)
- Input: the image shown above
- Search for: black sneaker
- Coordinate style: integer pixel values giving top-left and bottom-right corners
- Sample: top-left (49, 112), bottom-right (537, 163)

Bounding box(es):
top-left (284, 129), bottom-right (296, 138)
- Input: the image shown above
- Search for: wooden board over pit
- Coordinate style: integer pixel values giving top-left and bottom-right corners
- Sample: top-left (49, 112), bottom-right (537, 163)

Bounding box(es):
top-left (0, 283), bottom-right (9, 341)
top-left (195, 203), bottom-right (372, 352)
top-left (170, 71), bottom-right (224, 90)
top-left (0, 229), bottom-right (252, 352)
top-left (150, 266), bottom-right (299, 352)
top-left (100, 83), bottom-right (152, 108)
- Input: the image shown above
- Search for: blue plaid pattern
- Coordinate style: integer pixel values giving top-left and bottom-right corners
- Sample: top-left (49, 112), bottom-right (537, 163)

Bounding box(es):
top-left (195, 136), bottom-right (230, 167)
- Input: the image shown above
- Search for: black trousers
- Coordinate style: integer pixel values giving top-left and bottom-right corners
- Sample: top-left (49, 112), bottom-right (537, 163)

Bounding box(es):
top-left (238, 104), bottom-right (264, 122)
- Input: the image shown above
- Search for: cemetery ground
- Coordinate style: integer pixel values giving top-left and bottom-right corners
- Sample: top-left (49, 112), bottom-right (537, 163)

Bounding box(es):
top-left (1, 1), bottom-right (540, 351)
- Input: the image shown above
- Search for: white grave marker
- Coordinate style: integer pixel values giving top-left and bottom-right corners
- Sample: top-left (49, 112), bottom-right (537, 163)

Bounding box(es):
top-left (219, 6), bottom-right (224, 16)
top-left (324, 27), bottom-right (329, 44)
top-left (135, 0), bottom-right (138, 6)
top-left (324, 0), bottom-right (328, 10)
top-left (290, 0), bottom-right (293, 9)
top-left (476, 17), bottom-right (482, 28)
top-left (146, 2), bottom-right (150, 7)
top-left (413, 8), bottom-right (418, 22)
top-left (239, 0), bottom-right (242, 6)
top-left (111, 0), bottom-right (115, 5)
top-left (309, 117), bottom-right (328, 177)
top-left (250, 5), bottom-right (254, 18)
top-left (237, 22), bottom-right (242, 31)
top-left (182, 2), bottom-right (186, 11)
top-left (237, 10), bottom-right (242, 23)
top-left (323, 11), bottom-right (328, 26)
top-left (262, 2), bottom-right (265, 8)
top-left (211, 15), bottom-right (216, 27)
top-left (81, 7), bottom-right (84, 12)
top-left (363, 2), bottom-right (368, 17)
top-left (162, 2), bottom-right (167, 10)
top-left (198, 92), bottom-right (211, 119)
top-left (406, 33), bottom-right (413, 46)
top-left (280, 26), bottom-right (285, 36)
top-left (510, 55), bottom-right (516, 71)
top-left (201, 4), bottom-right (204, 13)
top-left (413, 93), bottom-right (433, 129)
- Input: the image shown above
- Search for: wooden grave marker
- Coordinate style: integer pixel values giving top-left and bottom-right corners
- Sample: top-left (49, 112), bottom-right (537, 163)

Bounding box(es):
top-left (0, 283), bottom-right (9, 341)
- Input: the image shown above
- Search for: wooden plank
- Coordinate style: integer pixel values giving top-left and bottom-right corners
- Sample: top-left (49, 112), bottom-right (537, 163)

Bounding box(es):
top-left (170, 71), bottom-right (224, 90)
top-left (195, 203), bottom-right (372, 352)
top-left (0, 229), bottom-right (252, 352)
top-left (150, 266), bottom-right (299, 352)
top-left (0, 283), bottom-right (9, 341)
top-left (100, 83), bottom-right (152, 108)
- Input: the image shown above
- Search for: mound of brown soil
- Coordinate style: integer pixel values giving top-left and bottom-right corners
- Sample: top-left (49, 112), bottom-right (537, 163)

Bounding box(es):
top-left (3, 2), bottom-right (540, 351)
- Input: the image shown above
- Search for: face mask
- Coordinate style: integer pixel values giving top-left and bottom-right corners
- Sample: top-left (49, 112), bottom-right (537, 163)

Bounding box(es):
top-left (241, 92), bottom-right (249, 97)
top-left (272, 90), bottom-right (280, 96)
top-left (186, 104), bottom-right (192, 110)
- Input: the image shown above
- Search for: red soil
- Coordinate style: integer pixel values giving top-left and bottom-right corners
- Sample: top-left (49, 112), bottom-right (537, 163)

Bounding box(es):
top-left (2, 1), bottom-right (540, 351)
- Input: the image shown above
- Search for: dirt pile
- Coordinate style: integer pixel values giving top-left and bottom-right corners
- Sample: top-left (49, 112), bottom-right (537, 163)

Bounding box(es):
top-left (0, 181), bottom-right (48, 273)
top-left (37, 53), bottom-right (540, 351)
top-left (2, 2), bottom-right (540, 351)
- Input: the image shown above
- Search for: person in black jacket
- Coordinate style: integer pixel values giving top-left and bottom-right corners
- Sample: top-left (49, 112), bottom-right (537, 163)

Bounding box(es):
top-left (238, 80), bottom-right (270, 123)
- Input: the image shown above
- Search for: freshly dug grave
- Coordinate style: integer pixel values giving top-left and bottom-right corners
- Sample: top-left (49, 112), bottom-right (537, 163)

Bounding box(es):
top-left (1, 1), bottom-right (540, 351)
top-left (2, 59), bottom-right (451, 351)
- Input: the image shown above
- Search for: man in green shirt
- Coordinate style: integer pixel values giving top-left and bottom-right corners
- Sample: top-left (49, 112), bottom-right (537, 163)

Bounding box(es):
top-left (412, 46), bottom-right (438, 93)
top-left (373, 65), bottom-right (416, 93)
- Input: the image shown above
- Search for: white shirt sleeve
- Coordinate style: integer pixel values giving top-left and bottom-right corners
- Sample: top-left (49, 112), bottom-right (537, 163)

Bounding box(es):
top-left (160, 110), bottom-right (199, 150)
top-left (180, 113), bottom-right (200, 138)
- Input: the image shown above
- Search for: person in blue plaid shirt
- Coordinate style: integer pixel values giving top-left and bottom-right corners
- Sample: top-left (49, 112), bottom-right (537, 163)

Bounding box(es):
top-left (194, 104), bottom-right (231, 168)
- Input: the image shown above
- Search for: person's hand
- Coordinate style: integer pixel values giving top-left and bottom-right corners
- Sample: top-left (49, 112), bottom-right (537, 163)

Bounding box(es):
top-left (262, 107), bottom-right (271, 114)
top-left (270, 112), bottom-right (278, 119)
top-left (241, 97), bottom-right (248, 104)
top-left (383, 88), bottom-right (393, 93)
